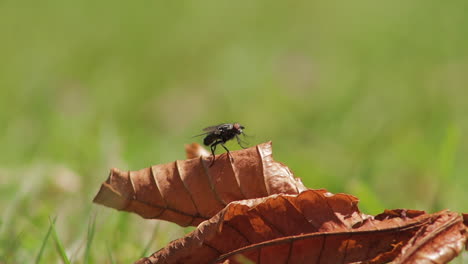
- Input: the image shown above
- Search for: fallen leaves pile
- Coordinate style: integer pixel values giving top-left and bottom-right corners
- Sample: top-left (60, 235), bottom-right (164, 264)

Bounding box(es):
top-left (93, 142), bottom-right (468, 264)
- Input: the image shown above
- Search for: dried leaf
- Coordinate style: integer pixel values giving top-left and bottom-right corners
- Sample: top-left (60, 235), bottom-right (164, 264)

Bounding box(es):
top-left (135, 190), bottom-right (458, 264)
top-left (393, 211), bottom-right (468, 264)
top-left (464, 213), bottom-right (468, 251)
top-left (93, 142), bottom-right (306, 226)
top-left (93, 141), bottom-right (468, 263)
top-left (185, 143), bottom-right (210, 159)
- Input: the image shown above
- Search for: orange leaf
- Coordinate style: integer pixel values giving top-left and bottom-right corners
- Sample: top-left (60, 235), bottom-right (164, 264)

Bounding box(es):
top-left (93, 142), bottom-right (306, 226)
top-left (92, 141), bottom-right (468, 263)
top-left (134, 190), bottom-right (463, 264)
top-left (185, 142), bottom-right (211, 159)
top-left (393, 211), bottom-right (468, 263)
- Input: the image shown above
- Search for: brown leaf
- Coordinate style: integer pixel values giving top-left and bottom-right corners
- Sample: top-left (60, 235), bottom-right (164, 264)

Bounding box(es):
top-left (464, 213), bottom-right (468, 251)
top-left (185, 143), bottom-right (211, 159)
top-left (393, 211), bottom-right (468, 264)
top-left (135, 190), bottom-right (455, 264)
top-left (93, 141), bottom-right (306, 226)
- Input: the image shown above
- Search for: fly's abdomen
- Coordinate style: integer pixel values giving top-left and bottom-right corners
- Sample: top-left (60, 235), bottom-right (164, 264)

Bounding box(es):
top-left (203, 134), bottom-right (218, 146)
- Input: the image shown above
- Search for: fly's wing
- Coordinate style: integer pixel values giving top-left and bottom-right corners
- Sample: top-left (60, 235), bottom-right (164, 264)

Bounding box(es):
top-left (192, 124), bottom-right (223, 138)
top-left (192, 131), bottom-right (212, 138)
top-left (203, 123), bottom-right (232, 135)
top-left (202, 125), bottom-right (221, 132)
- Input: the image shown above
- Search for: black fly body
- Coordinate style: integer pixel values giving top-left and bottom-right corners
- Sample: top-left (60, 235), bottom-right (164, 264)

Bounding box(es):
top-left (195, 123), bottom-right (247, 166)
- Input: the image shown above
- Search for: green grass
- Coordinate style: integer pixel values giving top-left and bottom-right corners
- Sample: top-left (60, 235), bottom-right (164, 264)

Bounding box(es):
top-left (1, 0), bottom-right (468, 262)
top-left (35, 217), bottom-right (56, 264)
top-left (50, 217), bottom-right (71, 264)
top-left (84, 214), bottom-right (96, 264)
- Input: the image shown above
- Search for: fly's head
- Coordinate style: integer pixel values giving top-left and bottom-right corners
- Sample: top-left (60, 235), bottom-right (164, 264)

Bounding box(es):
top-left (233, 123), bottom-right (245, 135)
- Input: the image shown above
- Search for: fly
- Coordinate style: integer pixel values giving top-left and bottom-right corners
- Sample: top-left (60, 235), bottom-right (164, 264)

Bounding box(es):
top-left (195, 123), bottom-right (248, 166)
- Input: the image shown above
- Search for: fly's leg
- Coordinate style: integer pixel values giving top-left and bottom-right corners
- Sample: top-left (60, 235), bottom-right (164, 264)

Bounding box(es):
top-left (220, 143), bottom-right (234, 162)
top-left (209, 141), bottom-right (220, 167)
top-left (209, 143), bottom-right (217, 167)
top-left (236, 135), bottom-right (248, 149)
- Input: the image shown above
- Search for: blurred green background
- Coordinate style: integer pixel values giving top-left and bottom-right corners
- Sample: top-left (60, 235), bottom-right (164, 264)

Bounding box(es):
top-left (1, 0), bottom-right (467, 263)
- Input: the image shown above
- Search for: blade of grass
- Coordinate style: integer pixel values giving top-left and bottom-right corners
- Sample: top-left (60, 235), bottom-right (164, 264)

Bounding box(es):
top-left (139, 222), bottom-right (159, 258)
top-left (106, 243), bottom-right (116, 264)
top-left (84, 213), bottom-right (96, 264)
top-left (234, 254), bottom-right (255, 264)
top-left (49, 217), bottom-right (71, 264)
top-left (35, 217), bottom-right (56, 264)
